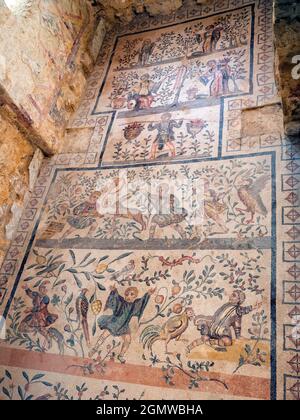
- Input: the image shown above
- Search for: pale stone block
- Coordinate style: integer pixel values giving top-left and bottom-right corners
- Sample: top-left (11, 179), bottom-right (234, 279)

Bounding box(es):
top-left (29, 148), bottom-right (44, 192)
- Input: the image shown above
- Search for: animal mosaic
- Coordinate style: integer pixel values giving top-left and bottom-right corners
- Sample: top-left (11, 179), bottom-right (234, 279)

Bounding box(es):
top-left (37, 158), bottom-right (271, 246)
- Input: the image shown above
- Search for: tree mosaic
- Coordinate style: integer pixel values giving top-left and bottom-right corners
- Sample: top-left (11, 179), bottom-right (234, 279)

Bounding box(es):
top-left (114, 7), bottom-right (252, 70)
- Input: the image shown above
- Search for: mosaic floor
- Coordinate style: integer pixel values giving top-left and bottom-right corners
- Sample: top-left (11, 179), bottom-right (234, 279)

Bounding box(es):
top-left (0, 0), bottom-right (299, 400)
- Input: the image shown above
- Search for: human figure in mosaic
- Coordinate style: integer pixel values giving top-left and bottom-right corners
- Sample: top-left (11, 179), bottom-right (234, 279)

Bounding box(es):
top-left (202, 24), bottom-right (223, 53)
top-left (186, 290), bottom-right (262, 353)
top-left (148, 113), bottom-right (183, 159)
top-left (202, 57), bottom-right (240, 97)
top-left (19, 282), bottom-right (58, 348)
top-left (54, 181), bottom-right (146, 241)
top-left (89, 285), bottom-right (156, 363)
top-left (128, 73), bottom-right (161, 110)
top-left (221, 57), bottom-right (240, 94)
top-left (200, 59), bottom-right (225, 96)
top-left (138, 39), bottom-right (155, 65)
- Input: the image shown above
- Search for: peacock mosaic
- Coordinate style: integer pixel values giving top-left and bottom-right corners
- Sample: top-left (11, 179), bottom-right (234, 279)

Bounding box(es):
top-left (0, 0), bottom-right (298, 401)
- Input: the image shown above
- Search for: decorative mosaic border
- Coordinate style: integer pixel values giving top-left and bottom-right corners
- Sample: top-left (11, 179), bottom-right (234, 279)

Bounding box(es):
top-left (280, 139), bottom-right (300, 400)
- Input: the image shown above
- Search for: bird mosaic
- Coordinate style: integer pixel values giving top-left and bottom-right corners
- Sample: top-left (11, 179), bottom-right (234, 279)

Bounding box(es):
top-left (236, 174), bottom-right (269, 224)
top-left (110, 260), bottom-right (135, 282)
top-left (140, 308), bottom-right (195, 354)
top-left (76, 288), bottom-right (90, 346)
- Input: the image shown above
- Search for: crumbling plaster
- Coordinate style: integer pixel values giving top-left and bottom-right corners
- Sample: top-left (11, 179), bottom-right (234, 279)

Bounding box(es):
top-left (0, 0), bottom-right (103, 154)
top-left (0, 0), bottom-right (106, 265)
top-left (92, 0), bottom-right (212, 24)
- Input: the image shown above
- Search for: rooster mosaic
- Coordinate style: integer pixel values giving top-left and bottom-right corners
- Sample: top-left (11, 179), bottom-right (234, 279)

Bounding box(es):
top-left (141, 307), bottom-right (195, 354)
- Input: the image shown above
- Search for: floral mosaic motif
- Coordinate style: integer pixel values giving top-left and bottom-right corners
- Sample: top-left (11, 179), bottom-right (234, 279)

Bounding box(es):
top-left (0, 368), bottom-right (141, 400)
top-left (92, 6), bottom-right (254, 167)
top-left (4, 247), bottom-right (270, 388)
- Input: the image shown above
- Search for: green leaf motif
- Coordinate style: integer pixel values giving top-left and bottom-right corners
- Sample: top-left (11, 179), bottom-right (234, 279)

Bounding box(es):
top-left (97, 283), bottom-right (106, 291)
top-left (32, 373), bottom-right (45, 381)
top-left (2, 387), bottom-right (10, 399)
top-left (18, 385), bottom-right (24, 400)
top-left (69, 250), bottom-right (76, 265)
top-left (22, 371), bottom-right (29, 383)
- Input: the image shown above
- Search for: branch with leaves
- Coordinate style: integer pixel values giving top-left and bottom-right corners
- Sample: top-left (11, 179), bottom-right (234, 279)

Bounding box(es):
top-left (148, 353), bottom-right (228, 391)
top-left (0, 368), bottom-right (136, 400)
top-left (217, 251), bottom-right (266, 296)
top-left (23, 249), bottom-right (132, 292)
top-left (233, 310), bottom-right (269, 374)
top-left (140, 264), bottom-right (224, 325)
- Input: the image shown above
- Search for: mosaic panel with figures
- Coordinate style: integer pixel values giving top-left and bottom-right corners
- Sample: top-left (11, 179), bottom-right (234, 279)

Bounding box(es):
top-left (92, 4), bottom-right (254, 166)
top-left (95, 5), bottom-right (253, 115)
top-left (0, 154), bottom-right (275, 400)
top-left (102, 106), bottom-right (220, 165)
top-left (36, 157), bottom-right (272, 249)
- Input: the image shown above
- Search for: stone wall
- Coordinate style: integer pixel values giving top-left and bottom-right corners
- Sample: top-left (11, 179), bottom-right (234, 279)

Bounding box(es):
top-left (93, 0), bottom-right (213, 25)
top-left (0, 116), bottom-right (35, 266)
top-left (0, 0), bottom-right (106, 266)
top-left (94, 0), bottom-right (183, 24)
top-left (274, 0), bottom-right (300, 137)
top-left (0, 0), bottom-right (102, 154)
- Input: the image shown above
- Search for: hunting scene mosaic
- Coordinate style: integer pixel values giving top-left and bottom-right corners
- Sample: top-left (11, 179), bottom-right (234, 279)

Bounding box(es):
top-left (0, 0), bottom-right (299, 400)
top-left (36, 157), bottom-right (272, 248)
